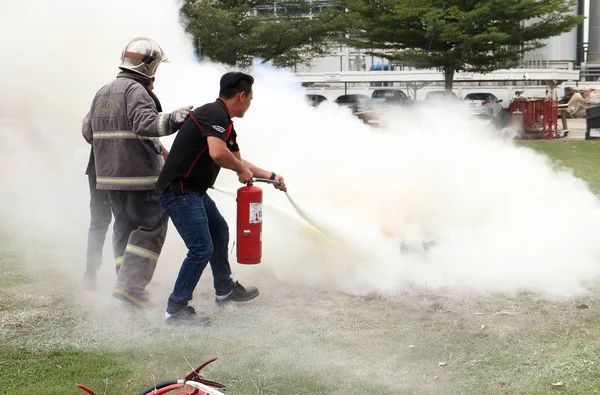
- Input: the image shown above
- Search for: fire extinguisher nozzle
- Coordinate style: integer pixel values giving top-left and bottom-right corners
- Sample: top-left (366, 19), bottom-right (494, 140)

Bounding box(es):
top-left (250, 178), bottom-right (281, 187)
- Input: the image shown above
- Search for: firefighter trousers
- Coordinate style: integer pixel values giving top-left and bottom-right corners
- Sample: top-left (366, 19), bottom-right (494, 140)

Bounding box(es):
top-left (107, 189), bottom-right (168, 293)
top-left (85, 174), bottom-right (112, 274)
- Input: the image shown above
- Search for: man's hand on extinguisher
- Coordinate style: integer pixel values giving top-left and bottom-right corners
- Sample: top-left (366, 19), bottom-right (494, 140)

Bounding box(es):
top-left (273, 174), bottom-right (287, 192)
top-left (237, 167), bottom-right (253, 184)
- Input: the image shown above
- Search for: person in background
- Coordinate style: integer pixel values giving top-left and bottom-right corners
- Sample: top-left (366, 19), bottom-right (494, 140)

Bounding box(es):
top-left (589, 89), bottom-right (600, 105)
top-left (559, 87), bottom-right (575, 105)
top-left (566, 89), bottom-right (588, 118)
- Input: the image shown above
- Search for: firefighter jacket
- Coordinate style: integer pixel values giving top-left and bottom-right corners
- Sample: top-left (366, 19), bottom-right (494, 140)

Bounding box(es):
top-left (82, 74), bottom-right (179, 190)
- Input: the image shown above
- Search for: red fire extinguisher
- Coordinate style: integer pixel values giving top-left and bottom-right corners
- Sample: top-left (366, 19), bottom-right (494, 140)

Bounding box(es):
top-left (236, 178), bottom-right (280, 264)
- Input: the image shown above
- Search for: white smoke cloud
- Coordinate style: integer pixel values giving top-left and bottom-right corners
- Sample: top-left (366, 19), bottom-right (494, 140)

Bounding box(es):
top-left (1, 0), bottom-right (600, 301)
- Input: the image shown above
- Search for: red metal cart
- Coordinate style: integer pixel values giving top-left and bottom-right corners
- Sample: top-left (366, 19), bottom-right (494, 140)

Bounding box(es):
top-left (509, 97), bottom-right (561, 139)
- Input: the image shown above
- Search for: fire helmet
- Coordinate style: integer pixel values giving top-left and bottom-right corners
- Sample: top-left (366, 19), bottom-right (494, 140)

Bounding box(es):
top-left (119, 37), bottom-right (169, 78)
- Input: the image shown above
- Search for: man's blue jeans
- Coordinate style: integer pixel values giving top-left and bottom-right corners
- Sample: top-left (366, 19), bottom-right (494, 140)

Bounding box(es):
top-left (158, 190), bottom-right (234, 314)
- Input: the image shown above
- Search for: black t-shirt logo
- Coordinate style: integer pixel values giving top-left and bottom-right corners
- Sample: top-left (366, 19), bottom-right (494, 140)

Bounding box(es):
top-left (212, 125), bottom-right (226, 133)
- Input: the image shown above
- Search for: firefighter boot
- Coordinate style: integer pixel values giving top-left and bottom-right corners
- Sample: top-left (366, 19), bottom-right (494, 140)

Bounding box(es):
top-left (112, 288), bottom-right (153, 308)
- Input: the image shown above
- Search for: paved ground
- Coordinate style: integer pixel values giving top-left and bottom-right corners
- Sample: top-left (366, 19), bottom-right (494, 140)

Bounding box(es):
top-left (563, 118), bottom-right (587, 140)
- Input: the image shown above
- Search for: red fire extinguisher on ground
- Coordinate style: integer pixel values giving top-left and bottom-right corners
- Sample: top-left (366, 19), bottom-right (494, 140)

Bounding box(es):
top-left (236, 178), bottom-right (280, 264)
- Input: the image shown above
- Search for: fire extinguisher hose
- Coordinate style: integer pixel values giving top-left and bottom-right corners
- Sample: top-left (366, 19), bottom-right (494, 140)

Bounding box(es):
top-left (211, 186), bottom-right (334, 240)
top-left (283, 192), bottom-right (333, 237)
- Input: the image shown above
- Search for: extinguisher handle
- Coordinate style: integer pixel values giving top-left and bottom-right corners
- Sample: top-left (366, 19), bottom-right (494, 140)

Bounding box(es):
top-left (249, 178), bottom-right (281, 186)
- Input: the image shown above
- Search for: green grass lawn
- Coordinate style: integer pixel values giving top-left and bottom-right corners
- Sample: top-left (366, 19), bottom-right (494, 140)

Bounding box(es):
top-left (521, 140), bottom-right (600, 194)
top-left (2, 141), bottom-right (600, 395)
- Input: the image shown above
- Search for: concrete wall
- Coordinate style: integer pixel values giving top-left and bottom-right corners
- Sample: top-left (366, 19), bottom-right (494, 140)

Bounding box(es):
top-left (521, 1), bottom-right (579, 68)
top-left (588, 0), bottom-right (600, 64)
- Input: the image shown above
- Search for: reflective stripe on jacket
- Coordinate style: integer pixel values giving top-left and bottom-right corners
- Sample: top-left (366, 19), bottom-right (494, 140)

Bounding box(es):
top-left (82, 77), bottom-right (179, 190)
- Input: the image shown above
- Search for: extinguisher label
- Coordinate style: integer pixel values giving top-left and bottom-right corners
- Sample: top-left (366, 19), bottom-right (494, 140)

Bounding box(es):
top-left (249, 203), bottom-right (262, 224)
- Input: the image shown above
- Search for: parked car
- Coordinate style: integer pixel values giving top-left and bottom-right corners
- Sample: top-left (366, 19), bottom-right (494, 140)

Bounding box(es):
top-left (335, 94), bottom-right (370, 112)
top-left (306, 94), bottom-right (327, 107)
top-left (463, 92), bottom-right (503, 117)
top-left (371, 89), bottom-right (412, 106)
top-left (354, 97), bottom-right (378, 113)
top-left (424, 91), bottom-right (458, 101)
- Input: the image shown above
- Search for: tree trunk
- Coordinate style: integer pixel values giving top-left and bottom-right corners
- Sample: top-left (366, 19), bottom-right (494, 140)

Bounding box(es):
top-left (444, 67), bottom-right (455, 91)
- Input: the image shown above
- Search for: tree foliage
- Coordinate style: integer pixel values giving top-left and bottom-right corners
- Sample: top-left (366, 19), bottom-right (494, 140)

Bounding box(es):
top-left (181, 0), bottom-right (342, 67)
top-left (328, 0), bottom-right (584, 89)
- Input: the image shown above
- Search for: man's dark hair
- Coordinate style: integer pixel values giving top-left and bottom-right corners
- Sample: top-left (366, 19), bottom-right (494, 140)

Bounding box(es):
top-left (219, 72), bottom-right (254, 99)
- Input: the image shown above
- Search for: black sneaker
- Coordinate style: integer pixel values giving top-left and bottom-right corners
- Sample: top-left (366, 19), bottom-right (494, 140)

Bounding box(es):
top-left (216, 281), bottom-right (259, 304)
top-left (112, 288), bottom-right (152, 308)
top-left (166, 306), bottom-right (211, 327)
top-left (82, 271), bottom-right (97, 290)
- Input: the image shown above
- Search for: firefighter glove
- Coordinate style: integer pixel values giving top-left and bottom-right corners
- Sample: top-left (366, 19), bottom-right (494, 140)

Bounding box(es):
top-left (171, 105), bottom-right (193, 127)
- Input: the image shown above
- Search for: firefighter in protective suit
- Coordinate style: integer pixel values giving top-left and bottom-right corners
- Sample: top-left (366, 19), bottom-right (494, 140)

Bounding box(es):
top-left (82, 37), bottom-right (191, 308)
